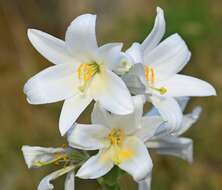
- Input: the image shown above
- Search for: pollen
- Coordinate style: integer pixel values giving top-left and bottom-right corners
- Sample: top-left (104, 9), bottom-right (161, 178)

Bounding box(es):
top-left (108, 128), bottom-right (123, 146)
top-left (144, 65), bottom-right (155, 85)
top-left (76, 62), bottom-right (100, 92)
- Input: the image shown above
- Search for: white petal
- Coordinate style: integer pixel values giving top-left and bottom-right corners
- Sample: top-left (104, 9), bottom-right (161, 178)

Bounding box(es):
top-left (91, 69), bottom-right (133, 115)
top-left (119, 137), bottom-right (152, 182)
top-left (59, 94), bottom-right (92, 136)
top-left (141, 7), bottom-right (165, 53)
top-left (125, 42), bottom-right (143, 64)
top-left (91, 102), bottom-right (112, 127)
top-left (157, 74), bottom-right (217, 97)
top-left (65, 171), bottom-right (75, 190)
top-left (98, 43), bottom-right (123, 70)
top-left (67, 124), bottom-right (109, 150)
top-left (144, 34), bottom-right (191, 81)
top-left (27, 29), bottom-right (72, 64)
top-left (122, 63), bottom-right (146, 95)
top-left (24, 63), bottom-right (78, 104)
top-left (138, 174), bottom-right (152, 190)
top-left (150, 96), bottom-right (183, 133)
top-left (76, 150), bottom-right (114, 179)
top-left (136, 116), bottom-right (164, 142)
top-left (146, 137), bottom-right (193, 163)
top-left (108, 95), bottom-right (145, 135)
top-left (175, 106), bottom-right (202, 136)
top-left (38, 166), bottom-right (75, 190)
top-left (176, 97), bottom-right (190, 112)
top-left (21, 146), bottom-right (65, 168)
top-left (65, 14), bottom-right (98, 61)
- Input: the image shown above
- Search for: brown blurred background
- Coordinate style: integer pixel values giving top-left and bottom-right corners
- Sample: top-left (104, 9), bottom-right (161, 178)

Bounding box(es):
top-left (0, 0), bottom-right (221, 189)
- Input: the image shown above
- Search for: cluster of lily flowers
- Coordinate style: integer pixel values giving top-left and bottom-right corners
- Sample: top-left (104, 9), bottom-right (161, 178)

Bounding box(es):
top-left (22, 7), bottom-right (216, 190)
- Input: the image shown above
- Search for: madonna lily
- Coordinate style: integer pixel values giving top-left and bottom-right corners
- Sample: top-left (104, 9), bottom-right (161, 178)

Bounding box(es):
top-left (24, 14), bottom-right (133, 135)
top-left (22, 145), bottom-right (78, 190)
top-left (67, 95), bottom-right (164, 182)
top-left (145, 97), bottom-right (202, 163)
top-left (120, 7), bottom-right (216, 131)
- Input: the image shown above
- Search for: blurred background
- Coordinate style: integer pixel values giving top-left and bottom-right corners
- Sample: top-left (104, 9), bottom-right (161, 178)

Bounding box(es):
top-left (0, 0), bottom-right (221, 189)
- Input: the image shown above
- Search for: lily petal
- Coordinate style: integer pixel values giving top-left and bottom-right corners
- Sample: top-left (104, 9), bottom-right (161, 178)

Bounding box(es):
top-left (144, 34), bottom-right (191, 81)
top-left (157, 74), bottom-right (217, 97)
top-left (76, 150), bottom-right (114, 179)
top-left (67, 124), bottom-right (109, 150)
top-left (24, 63), bottom-right (78, 104)
top-left (108, 95), bottom-right (145, 135)
top-left (125, 42), bottom-right (143, 64)
top-left (122, 63), bottom-right (146, 95)
top-left (145, 97), bottom-right (190, 116)
top-left (38, 166), bottom-right (75, 190)
top-left (27, 29), bottom-right (72, 65)
top-left (91, 102), bottom-right (112, 127)
top-left (65, 171), bottom-right (75, 190)
top-left (141, 7), bottom-right (165, 53)
top-left (146, 137), bottom-right (193, 163)
top-left (176, 97), bottom-right (190, 112)
top-left (21, 146), bottom-right (65, 168)
top-left (65, 14), bottom-right (98, 61)
top-left (91, 69), bottom-right (133, 115)
top-left (59, 94), bottom-right (92, 136)
top-left (119, 137), bottom-right (152, 182)
top-left (150, 96), bottom-right (183, 133)
top-left (136, 116), bottom-right (164, 142)
top-left (175, 106), bottom-right (202, 136)
top-left (138, 174), bottom-right (152, 190)
top-left (98, 43), bottom-right (123, 70)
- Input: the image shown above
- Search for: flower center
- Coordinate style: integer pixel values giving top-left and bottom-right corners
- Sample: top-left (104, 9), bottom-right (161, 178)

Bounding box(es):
top-left (108, 128), bottom-right (123, 146)
top-left (107, 128), bottom-right (133, 165)
top-left (144, 65), bottom-right (167, 95)
top-left (76, 62), bottom-right (100, 92)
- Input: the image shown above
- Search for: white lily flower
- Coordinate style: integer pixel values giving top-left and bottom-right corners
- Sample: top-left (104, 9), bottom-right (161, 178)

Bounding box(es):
top-left (22, 145), bottom-right (77, 190)
top-left (145, 97), bottom-right (202, 163)
top-left (24, 14), bottom-right (134, 136)
top-left (120, 7), bottom-right (216, 132)
top-left (67, 95), bottom-right (164, 182)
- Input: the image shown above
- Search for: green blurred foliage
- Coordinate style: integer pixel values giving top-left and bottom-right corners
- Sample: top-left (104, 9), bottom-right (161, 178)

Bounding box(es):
top-left (0, 0), bottom-right (221, 189)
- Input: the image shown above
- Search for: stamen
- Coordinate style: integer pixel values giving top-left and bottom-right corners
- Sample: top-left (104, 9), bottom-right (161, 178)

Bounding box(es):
top-left (145, 65), bottom-right (149, 81)
top-left (77, 64), bottom-right (84, 79)
top-left (77, 62), bottom-right (100, 92)
top-left (108, 128), bottom-right (123, 146)
top-left (151, 68), bottom-right (155, 84)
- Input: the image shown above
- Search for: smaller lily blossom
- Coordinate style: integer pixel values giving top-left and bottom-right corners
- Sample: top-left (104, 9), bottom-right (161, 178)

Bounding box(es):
top-left (67, 95), bottom-right (164, 182)
top-left (22, 145), bottom-right (88, 190)
top-left (120, 7), bottom-right (216, 132)
top-left (145, 97), bottom-right (202, 163)
top-left (22, 146), bottom-right (75, 190)
top-left (24, 14), bottom-right (133, 136)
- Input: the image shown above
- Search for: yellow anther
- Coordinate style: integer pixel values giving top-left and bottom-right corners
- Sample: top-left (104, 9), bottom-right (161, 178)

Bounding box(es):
top-left (144, 65), bottom-right (155, 84)
top-left (117, 129), bottom-right (123, 145)
top-left (77, 64), bottom-right (84, 79)
top-left (76, 62), bottom-right (100, 92)
top-left (83, 64), bottom-right (88, 82)
top-left (108, 128), bottom-right (123, 146)
top-left (87, 66), bottom-right (93, 81)
top-left (151, 68), bottom-right (155, 84)
top-left (145, 65), bottom-right (149, 81)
